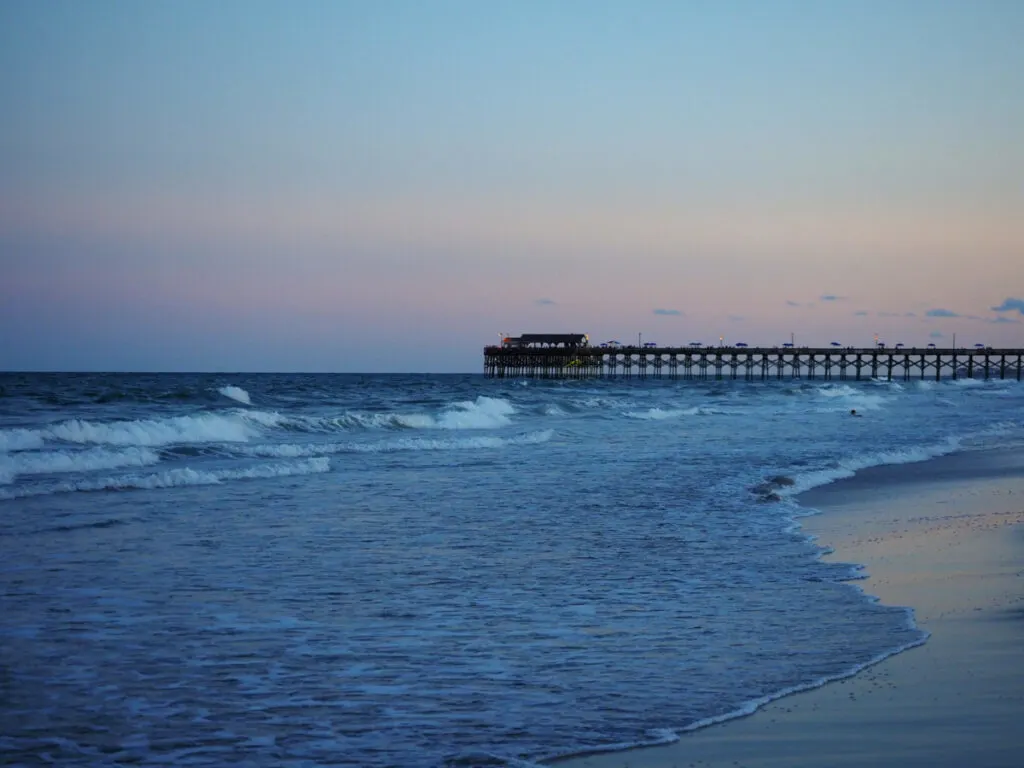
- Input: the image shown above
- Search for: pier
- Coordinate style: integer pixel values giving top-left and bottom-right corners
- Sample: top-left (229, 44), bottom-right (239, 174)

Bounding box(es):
top-left (483, 337), bottom-right (1024, 381)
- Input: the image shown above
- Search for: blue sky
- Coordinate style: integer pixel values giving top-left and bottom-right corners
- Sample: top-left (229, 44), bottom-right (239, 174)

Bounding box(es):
top-left (1, 0), bottom-right (1022, 370)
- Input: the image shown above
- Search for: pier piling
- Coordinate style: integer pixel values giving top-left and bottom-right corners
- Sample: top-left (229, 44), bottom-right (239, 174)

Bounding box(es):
top-left (483, 344), bottom-right (1024, 381)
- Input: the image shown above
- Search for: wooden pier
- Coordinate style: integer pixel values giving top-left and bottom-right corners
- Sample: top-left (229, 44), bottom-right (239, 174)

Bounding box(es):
top-left (483, 341), bottom-right (1024, 381)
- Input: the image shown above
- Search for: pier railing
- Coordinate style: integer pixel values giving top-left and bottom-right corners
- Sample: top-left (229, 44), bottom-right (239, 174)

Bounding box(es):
top-left (482, 346), bottom-right (1024, 381)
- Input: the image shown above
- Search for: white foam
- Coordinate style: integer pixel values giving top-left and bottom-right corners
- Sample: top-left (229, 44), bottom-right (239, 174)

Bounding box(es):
top-left (949, 378), bottom-right (987, 388)
top-left (307, 400), bottom-right (516, 432)
top-left (437, 396), bottom-right (515, 429)
top-left (677, 627), bottom-right (929, 735)
top-left (238, 430), bottom-right (554, 457)
top-left (785, 437), bottom-right (962, 495)
top-left (625, 407), bottom-right (686, 420)
top-left (0, 447), bottom-right (161, 483)
top-left (0, 457), bottom-right (330, 500)
top-left (0, 428), bottom-right (46, 453)
top-left (218, 386), bottom-right (252, 405)
top-left (238, 410), bottom-right (286, 428)
top-left (624, 406), bottom-right (718, 420)
top-left (269, 411), bottom-right (438, 432)
top-left (362, 411), bottom-right (434, 430)
top-left (32, 412), bottom-right (263, 448)
top-left (813, 384), bottom-right (886, 412)
top-left (542, 727), bottom-right (680, 765)
top-left (361, 430), bottom-right (552, 452)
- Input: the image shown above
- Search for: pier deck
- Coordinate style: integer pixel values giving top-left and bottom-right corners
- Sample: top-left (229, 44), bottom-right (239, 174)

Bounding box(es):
top-left (483, 346), bottom-right (1024, 381)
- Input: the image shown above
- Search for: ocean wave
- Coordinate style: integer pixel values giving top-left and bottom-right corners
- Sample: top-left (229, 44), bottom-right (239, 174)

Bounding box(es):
top-left (0, 446), bottom-right (161, 484)
top-left (783, 437), bottom-right (962, 495)
top-left (437, 396), bottom-right (515, 429)
top-left (218, 385), bottom-right (252, 405)
top-left (240, 397), bottom-right (518, 434)
top-left (0, 411), bottom-right (270, 450)
top-left (343, 412), bottom-right (438, 430)
top-left (0, 457), bottom-right (330, 501)
top-left (0, 428), bottom-right (45, 452)
top-left (623, 406), bottom-right (720, 420)
top-left (571, 396), bottom-right (632, 411)
top-left (264, 411), bottom-right (442, 432)
top-left (237, 430), bottom-right (554, 458)
top-left (813, 384), bottom-right (886, 412)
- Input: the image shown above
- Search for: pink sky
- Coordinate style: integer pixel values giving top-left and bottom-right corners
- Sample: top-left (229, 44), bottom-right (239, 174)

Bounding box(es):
top-left (1, 2), bottom-right (1021, 370)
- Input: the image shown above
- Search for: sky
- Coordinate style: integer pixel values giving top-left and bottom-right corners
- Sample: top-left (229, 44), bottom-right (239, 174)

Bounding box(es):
top-left (1, 0), bottom-right (1022, 372)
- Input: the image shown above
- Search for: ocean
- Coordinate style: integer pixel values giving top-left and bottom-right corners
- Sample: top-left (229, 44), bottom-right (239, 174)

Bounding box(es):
top-left (2, 372), bottom-right (1022, 767)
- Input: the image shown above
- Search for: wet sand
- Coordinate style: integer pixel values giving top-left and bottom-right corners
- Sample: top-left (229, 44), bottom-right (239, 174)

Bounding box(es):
top-left (553, 450), bottom-right (1024, 767)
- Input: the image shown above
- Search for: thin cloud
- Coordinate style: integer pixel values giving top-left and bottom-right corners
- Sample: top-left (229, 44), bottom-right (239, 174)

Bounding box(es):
top-left (534, 298), bottom-right (556, 306)
top-left (878, 311), bottom-right (901, 318)
top-left (853, 310), bottom-right (869, 317)
top-left (991, 297), bottom-right (1024, 315)
top-left (785, 300), bottom-right (801, 308)
top-left (728, 314), bottom-right (745, 322)
top-left (904, 312), bottom-right (916, 317)
top-left (653, 308), bottom-right (682, 316)
top-left (988, 316), bottom-right (1020, 325)
top-left (929, 331), bottom-right (944, 338)
top-left (926, 308), bottom-right (983, 321)
top-left (820, 295), bottom-right (845, 302)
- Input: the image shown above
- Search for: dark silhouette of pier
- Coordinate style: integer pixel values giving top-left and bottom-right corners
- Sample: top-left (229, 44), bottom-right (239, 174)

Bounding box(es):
top-left (483, 341), bottom-right (1024, 381)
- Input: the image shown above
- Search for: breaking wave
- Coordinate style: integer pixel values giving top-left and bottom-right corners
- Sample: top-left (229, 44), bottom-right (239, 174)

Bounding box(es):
top-left (0, 412), bottom-right (270, 450)
top-left (624, 406), bottom-right (721, 420)
top-left (0, 397), bottom-right (520, 459)
top-left (0, 447), bottom-right (161, 484)
top-left (0, 457), bottom-right (330, 500)
top-left (782, 437), bottom-right (962, 495)
top-left (437, 396), bottom-right (515, 429)
top-left (813, 384), bottom-right (887, 412)
top-left (292, 396), bottom-right (516, 431)
top-left (237, 430), bottom-right (554, 458)
top-left (0, 428), bottom-right (45, 452)
top-left (218, 385), bottom-right (252, 405)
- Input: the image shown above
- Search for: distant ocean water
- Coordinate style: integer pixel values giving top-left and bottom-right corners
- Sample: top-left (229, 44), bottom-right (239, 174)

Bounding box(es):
top-left (1, 372), bottom-right (1022, 767)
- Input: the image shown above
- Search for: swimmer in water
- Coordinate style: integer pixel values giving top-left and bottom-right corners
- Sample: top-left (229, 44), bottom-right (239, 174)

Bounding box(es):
top-left (850, 409), bottom-right (862, 417)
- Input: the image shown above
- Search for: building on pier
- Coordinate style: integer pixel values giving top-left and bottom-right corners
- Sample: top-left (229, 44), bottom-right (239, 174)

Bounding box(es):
top-left (501, 334), bottom-right (589, 349)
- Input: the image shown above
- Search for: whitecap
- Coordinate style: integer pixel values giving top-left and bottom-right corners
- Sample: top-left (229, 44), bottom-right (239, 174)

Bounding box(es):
top-left (0, 457), bottom-right (330, 500)
top-left (437, 396), bottom-right (515, 429)
top-left (218, 385), bottom-right (252, 405)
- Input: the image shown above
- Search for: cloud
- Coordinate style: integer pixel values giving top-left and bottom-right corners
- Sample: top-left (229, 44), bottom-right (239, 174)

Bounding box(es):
top-left (991, 297), bottom-right (1024, 315)
top-left (878, 311), bottom-right (900, 318)
top-left (534, 298), bottom-right (556, 306)
top-left (728, 314), bottom-right (745, 322)
top-left (925, 308), bottom-right (960, 318)
top-left (653, 308), bottom-right (682, 316)
top-left (820, 295), bottom-right (845, 301)
top-left (929, 331), bottom-right (944, 338)
top-left (853, 310), bottom-right (869, 317)
top-left (904, 312), bottom-right (916, 317)
top-left (785, 300), bottom-right (801, 307)
top-left (988, 316), bottom-right (1020, 325)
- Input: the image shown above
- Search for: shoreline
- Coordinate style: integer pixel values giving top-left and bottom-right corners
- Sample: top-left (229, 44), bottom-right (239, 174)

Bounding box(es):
top-left (551, 449), bottom-right (1024, 767)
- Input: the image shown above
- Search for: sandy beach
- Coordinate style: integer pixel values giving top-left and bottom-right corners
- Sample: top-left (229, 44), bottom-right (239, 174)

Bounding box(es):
top-left (553, 450), bottom-right (1024, 768)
